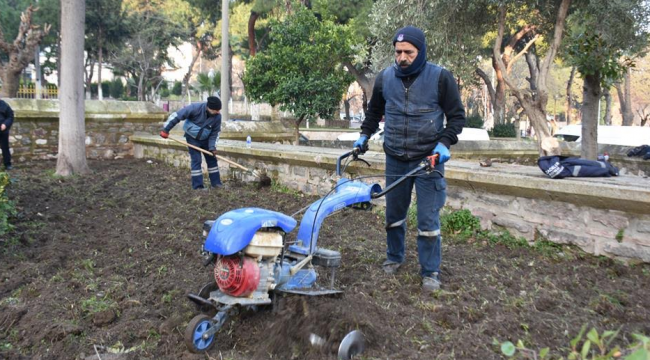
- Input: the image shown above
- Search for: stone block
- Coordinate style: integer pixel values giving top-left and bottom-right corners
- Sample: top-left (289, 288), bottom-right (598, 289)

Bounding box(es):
top-left (293, 167), bottom-right (306, 177)
top-left (637, 221), bottom-right (650, 234)
top-left (477, 193), bottom-right (512, 208)
top-left (603, 242), bottom-right (650, 262)
top-left (592, 211), bottom-right (629, 230)
top-left (492, 216), bottom-right (533, 241)
top-left (584, 226), bottom-right (618, 239)
top-left (538, 228), bottom-right (594, 252)
top-left (35, 139), bottom-right (47, 145)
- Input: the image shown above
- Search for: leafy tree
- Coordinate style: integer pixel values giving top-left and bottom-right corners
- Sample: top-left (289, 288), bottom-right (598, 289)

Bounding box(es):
top-left (0, 6), bottom-right (51, 97)
top-left (313, 0), bottom-right (375, 108)
top-left (243, 7), bottom-right (354, 143)
top-left (162, 0), bottom-right (221, 101)
top-left (196, 71), bottom-right (221, 97)
top-left (110, 0), bottom-right (187, 101)
top-left (565, 1), bottom-right (650, 159)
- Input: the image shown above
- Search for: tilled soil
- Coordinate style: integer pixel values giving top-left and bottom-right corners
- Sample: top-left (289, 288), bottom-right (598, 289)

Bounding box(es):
top-left (1, 158), bottom-right (649, 360)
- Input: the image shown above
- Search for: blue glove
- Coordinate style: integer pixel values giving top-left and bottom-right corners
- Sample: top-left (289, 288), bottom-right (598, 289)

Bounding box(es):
top-left (353, 135), bottom-right (369, 154)
top-left (433, 143), bottom-right (450, 164)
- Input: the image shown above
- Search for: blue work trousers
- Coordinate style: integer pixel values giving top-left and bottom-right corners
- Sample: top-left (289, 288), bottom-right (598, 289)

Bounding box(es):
top-left (384, 153), bottom-right (446, 277)
top-left (185, 135), bottom-right (221, 189)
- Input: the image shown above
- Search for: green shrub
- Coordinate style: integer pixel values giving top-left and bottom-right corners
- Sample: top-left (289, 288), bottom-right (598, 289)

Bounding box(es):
top-left (465, 114), bottom-right (485, 129)
top-left (159, 88), bottom-right (170, 98)
top-left (171, 81), bottom-right (183, 96)
top-left (441, 209), bottom-right (481, 238)
top-left (490, 123), bottom-right (517, 138)
top-left (0, 171), bottom-right (15, 236)
top-left (101, 81), bottom-right (111, 97)
top-left (110, 78), bottom-right (124, 99)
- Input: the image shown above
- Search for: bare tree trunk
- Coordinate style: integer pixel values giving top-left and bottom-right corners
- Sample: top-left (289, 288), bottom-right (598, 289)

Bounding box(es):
top-left (475, 67), bottom-right (496, 113)
top-left (581, 73), bottom-right (601, 160)
top-left (603, 87), bottom-right (612, 126)
top-left (0, 69), bottom-right (21, 97)
top-left (57, 0), bottom-right (90, 176)
top-left (343, 60), bottom-right (374, 112)
top-left (566, 66), bottom-right (576, 124)
top-left (493, 0), bottom-right (570, 155)
top-left (0, 5), bottom-right (50, 97)
top-left (493, 56), bottom-right (506, 125)
top-left (615, 67), bottom-right (634, 126)
top-left (248, 11), bottom-right (260, 57)
top-left (98, 28), bottom-right (104, 100)
top-left (138, 73), bottom-right (145, 101)
top-left (85, 58), bottom-right (94, 99)
top-left (294, 115), bottom-right (305, 145)
top-left (182, 42), bottom-right (202, 102)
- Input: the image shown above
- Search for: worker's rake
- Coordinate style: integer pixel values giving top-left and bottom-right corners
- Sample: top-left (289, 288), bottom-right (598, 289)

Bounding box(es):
top-left (167, 136), bottom-right (271, 186)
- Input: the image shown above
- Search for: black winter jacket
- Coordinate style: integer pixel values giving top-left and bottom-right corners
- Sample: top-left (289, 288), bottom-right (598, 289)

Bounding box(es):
top-left (538, 156), bottom-right (619, 179)
top-left (0, 100), bottom-right (14, 130)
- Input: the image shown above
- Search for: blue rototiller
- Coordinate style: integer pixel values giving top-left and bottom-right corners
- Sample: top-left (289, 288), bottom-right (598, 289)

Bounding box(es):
top-left (184, 149), bottom-right (439, 355)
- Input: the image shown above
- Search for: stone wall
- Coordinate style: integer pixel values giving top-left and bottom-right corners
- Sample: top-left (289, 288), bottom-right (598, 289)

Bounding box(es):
top-left (5, 99), bottom-right (166, 162)
top-left (3, 100), bottom-right (296, 162)
top-left (132, 133), bottom-right (650, 264)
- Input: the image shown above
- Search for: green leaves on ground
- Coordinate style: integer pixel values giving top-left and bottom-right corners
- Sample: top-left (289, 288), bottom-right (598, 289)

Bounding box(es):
top-left (0, 171), bottom-right (15, 236)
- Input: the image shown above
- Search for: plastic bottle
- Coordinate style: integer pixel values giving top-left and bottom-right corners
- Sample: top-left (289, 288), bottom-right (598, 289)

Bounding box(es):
top-left (246, 135), bottom-right (252, 149)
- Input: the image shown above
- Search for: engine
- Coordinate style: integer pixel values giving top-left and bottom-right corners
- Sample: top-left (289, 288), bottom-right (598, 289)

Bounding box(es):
top-left (214, 256), bottom-right (260, 297)
top-left (213, 230), bottom-right (283, 299)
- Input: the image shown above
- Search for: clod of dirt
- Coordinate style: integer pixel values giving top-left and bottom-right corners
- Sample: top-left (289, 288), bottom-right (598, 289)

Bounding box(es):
top-left (258, 174), bottom-right (272, 188)
top-left (158, 315), bottom-right (185, 335)
top-left (534, 296), bottom-right (557, 312)
top-left (92, 310), bottom-right (117, 327)
top-left (45, 322), bottom-right (84, 342)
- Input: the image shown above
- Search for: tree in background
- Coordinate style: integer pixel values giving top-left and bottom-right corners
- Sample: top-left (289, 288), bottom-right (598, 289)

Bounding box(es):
top-left (492, 0), bottom-right (571, 155)
top-left (243, 7), bottom-right (354, 143)
top-left (57, 0), bottom-right (90, 176)
top-left (313, 0), bottom-right (375, 110)
top-left (0, 6), bottom-right (51, 97)
top-left (565, 0), bottom-right (650, 159)
top-left (110, 0), bottom-right (186, 101)
top-left (196, 71), bottom-right (221, 97)
top-left (86, 0), bottom-right (129, 100)
top-left (162, 0), bottom-right (221, 101)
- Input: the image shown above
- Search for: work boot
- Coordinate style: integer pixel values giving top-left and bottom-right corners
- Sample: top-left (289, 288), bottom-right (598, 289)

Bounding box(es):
top-left (382, 259), bottom-right (403, 275)
top-left (422, 273), bottom-right (441, 293)
top-left (4, 165), bottom-right (12, 171)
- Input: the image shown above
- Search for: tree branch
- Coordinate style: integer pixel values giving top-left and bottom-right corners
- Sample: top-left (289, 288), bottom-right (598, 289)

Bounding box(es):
top-left (507, 34), bottom-right (540, 74)
top-left (475, 67), bottom-right (496, 108)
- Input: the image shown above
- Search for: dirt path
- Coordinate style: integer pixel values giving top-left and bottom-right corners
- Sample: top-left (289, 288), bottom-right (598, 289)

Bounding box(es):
top-left (1, 159), bottom-right (649, 360)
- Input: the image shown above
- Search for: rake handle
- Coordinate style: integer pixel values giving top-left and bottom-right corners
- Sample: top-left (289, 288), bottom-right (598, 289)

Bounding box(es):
top-left (167, 136), bottom-right (250, 172)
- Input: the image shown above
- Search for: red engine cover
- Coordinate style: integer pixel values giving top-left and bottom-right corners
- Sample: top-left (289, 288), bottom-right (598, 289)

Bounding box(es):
top-left (214, 256), bottom-right (260, 297)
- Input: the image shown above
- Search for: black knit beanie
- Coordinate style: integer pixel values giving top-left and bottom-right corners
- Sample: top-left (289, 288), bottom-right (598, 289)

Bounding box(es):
top-left (392, 26), bottom-right (426, 50)
top-left (207, 96), bottom-right (222, 110)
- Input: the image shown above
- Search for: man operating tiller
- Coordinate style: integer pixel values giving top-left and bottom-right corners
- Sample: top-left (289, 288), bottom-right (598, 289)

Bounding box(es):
top-left (160, 96), bottom-right (223, 190)
top-left (355, 26), bottom-right (466, 292)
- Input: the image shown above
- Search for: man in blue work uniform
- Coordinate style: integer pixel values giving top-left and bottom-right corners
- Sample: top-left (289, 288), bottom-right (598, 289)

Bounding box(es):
top-left (355, 26), bottom-right (466, 292)
top-left (0, 98), bottom-right (14, 171)
top-left (160, 96), bottom-right (223, 190)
